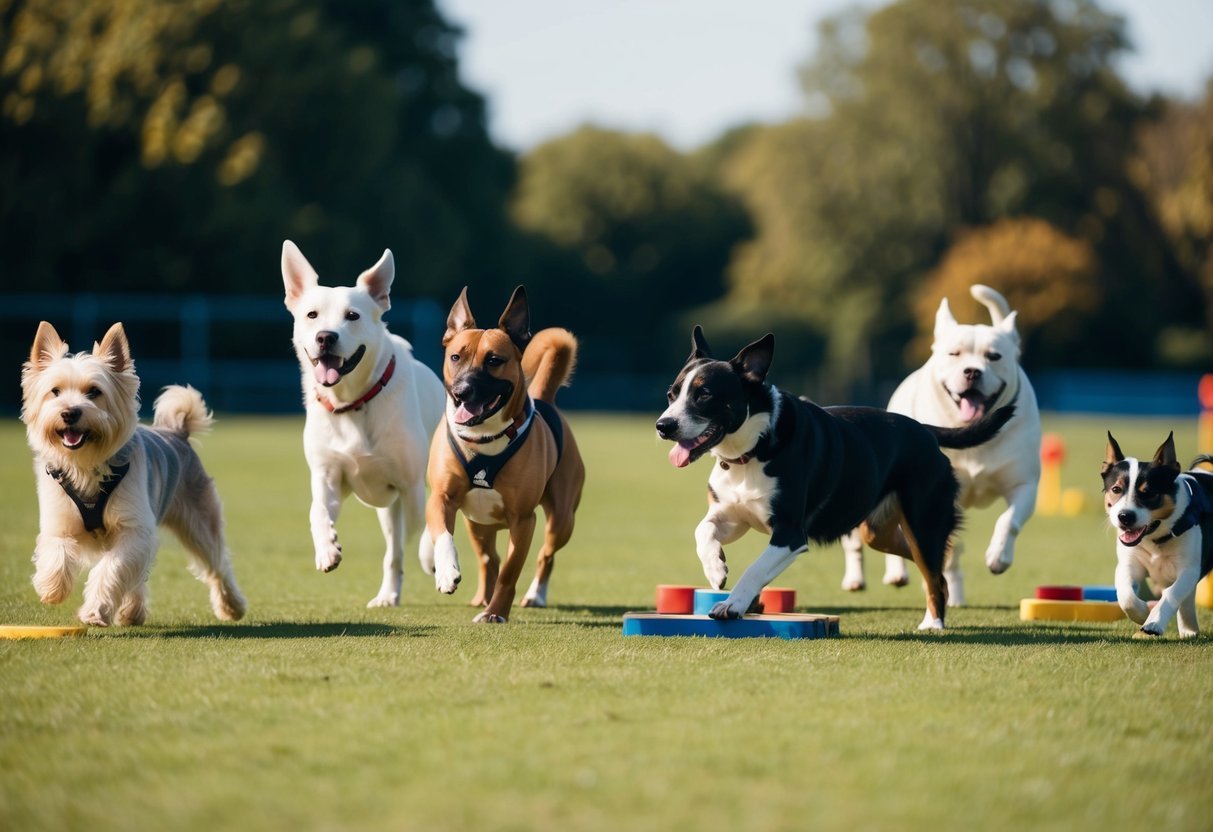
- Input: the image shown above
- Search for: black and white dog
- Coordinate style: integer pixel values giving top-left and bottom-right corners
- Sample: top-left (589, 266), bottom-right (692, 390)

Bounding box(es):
top-left (656, 327), bottom-right (1014, 630)
top-left (1102, 432), bottom-right (1213, 638)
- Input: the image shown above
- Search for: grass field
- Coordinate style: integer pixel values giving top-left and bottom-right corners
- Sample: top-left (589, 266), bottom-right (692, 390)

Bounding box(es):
top-left (2, 411), bottom-right (1211, 831)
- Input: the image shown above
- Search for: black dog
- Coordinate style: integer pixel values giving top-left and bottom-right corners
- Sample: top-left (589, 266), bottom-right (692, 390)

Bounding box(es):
top-left (656, 327), bottom-right (1013, 629)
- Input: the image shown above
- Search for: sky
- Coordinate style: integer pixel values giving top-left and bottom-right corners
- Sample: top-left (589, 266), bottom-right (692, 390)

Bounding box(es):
top-left (438, 0), bottom-right (1213, 152)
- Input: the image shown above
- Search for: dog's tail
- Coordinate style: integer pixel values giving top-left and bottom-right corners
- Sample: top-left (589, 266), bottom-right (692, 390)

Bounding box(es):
top-left (970, 284), bottom-right (1011, 326)
top-left (524, 328), bottom-right (578, 404)
top-left (1191, 454), bottom-right (1213, 473)
top-left (928, 404), bottom-right (1015, 450)
top-left (153, 385), bottom-right (214, 438)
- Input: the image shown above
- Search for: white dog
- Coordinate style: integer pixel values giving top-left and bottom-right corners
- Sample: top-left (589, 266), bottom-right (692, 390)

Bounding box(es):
top-left (22, 321), bottom-right (246, 626)
top-left (841, 285), bottom-right (1042, 605)
top-left (282, 240), bottom-right (445, 607)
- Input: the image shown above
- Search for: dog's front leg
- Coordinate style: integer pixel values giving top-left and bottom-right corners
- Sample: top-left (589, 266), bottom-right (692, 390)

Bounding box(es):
top-left (1139, 557), bottom-right (1201, 638)
top-left (368, 501), bottom-right (406, 607)
top-left (309, 468), bottom-right (345, 573)
top-left (1115, 553), bottom-right (1150, 626)
top-left (985, 481), bottom-right (1037, 574)
top-left (31, 534), bottom-right (82, 605)
top-left (710, 540), bottom-right (806, 619)
top-left (695, 508), bottom-right (745, 590)
top-left (477, 512), bottom-right (537, 623)
top-left (426, 492), bottom-right (462, 594)
top-left (79, 531), bottom-right (154, 627)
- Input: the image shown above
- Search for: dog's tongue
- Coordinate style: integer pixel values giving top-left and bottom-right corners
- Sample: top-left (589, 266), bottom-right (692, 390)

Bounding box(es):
top-left (1119, 528), bottom-right (1145, 546)
top-left (668, 441), bottom-right (696, 468)
top-left (959, 393), bottom-right (985, 423)
top-left (314, 356), bottom-right (343, 386)
top-left (454, 401), bottom-right (485, 425)
top-left (62, 430), bottom-right (84, 448)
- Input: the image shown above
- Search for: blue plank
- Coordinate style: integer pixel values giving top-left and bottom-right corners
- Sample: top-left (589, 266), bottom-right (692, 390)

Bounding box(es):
top-left (622, 613), bottom-right (838, 640)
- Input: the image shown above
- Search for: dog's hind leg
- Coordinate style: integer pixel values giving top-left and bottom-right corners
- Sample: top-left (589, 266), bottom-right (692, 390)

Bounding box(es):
top-left (171, 484), bottom-right (246, 621)
top-left (863, 497), bottom-right (949, 629)
top-left (944, 539), bottom-right (965, 607)
top-left (840, 530), bottom-right (867, 591)
top-left (464, 519), bottom-right (500, 607)
top-left (368, 501), bottom-right (406, 607)
top-left (521, 503), bottom-right (577, 608)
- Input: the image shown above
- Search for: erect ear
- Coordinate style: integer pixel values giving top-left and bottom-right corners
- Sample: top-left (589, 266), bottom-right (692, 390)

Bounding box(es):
top-left (934, 298), bottom-right (958, 339)
top-left (95, 322), bottom-right (132, 374)
top-left (1152, 431), bottom-right (1180, 473)
top-left (730, 333), bottom-right (775, 385)
top-left (1102, 431), bottom-right (1125, 475)
top-left (356, 249), bottom-right (393, 312)
top-left (29, 321), bottom-right (69, 369)
top-left (443, 287), bottom-right (476, 346)
top-left (997, 309), bottom-right (1021, 344)
top-left (690, 325), bottom-right (712, 361)
top-left (498, 285), bottom-right (532, 352)
top-left (282, 240), bottom-right (319, 311)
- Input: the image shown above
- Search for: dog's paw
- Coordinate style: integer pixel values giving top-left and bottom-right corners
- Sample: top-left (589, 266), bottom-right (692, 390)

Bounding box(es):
top-left (315, 542), bottom-right (342, 573)
top-left (1133, 627), bottom-right (1163, 640)
top-left (366, 591), bottom-right (400, 608)
top-left (702, 552), bottom-right (728, 590)
top-left (882, 572), bottom-right (909, 588)
top-left (78, 606), bottom-right (111, 627)
top-left (520, 577), bottom-right (547, 608)
top-left (473, 611), bottom-right (507, 623)
top-left (917, 613), bottom-right (944, 631)
top-left (708, 599), bottom-right (744, 620)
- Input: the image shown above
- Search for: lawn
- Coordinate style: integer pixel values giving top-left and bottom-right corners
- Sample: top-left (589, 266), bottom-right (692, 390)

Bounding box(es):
top-left (1, 411), bottom-right (1210, 831)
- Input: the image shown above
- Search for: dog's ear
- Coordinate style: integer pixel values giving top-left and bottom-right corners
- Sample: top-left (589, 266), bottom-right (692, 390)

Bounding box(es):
top-left (730, 333), bottom-right (775, 384)
top-left (95, 323), bottom-right (132, 375)
top-left (28, 321), bottom-right (69, 369)
top-left (356, 249), bottom-right (394, 312)
top-left (1102, 432), bottom-right (1125, 475)
top-left (997, 309), bottom-right (1021, 344)
top-left (282, 240), bottom-right (319, 311)
top-left (934, 298), bottom-right (958, 340)
top-left (690, 325), bottom-right (712, 361)
top-left (1152, 431), bottom-right (1180, 473)
top-left (498, 285), bottom-right (532, 352)
top-left (443, 287), bottom-right (477, 346)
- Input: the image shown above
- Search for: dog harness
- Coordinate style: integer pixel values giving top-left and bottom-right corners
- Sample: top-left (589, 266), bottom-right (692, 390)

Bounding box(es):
top-left (317, 356), bottom-right (396, 414)
top-left (47, 463), bottom-right (130, 533)
top-left (1153, 473), bottom-right (1213, 545)
top-left (447, 398), bottom-right (564, 490)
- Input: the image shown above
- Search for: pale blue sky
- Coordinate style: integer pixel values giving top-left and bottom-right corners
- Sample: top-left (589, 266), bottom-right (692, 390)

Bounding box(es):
top-left (439, 0), bottom-right (1213, 152)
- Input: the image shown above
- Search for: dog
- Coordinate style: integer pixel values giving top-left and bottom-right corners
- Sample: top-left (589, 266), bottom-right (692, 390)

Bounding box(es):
top-left (841, 284), bottom-right (1041, 605)
top-left (656, 326), bottom-right (1013, 629)
top-left (425, 285), bottom-right (585, 622)
top-left (21, 321), bottom-right (246, 626)
top-left (281, 240), bottom-right (445, 607)
top-left (1102, 432), bottom-right (1213, 638)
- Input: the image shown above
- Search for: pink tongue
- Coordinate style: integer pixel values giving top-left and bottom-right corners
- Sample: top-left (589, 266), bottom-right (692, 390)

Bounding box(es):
top-left (313, 362), bottom-right (341, 386)
top-left (668, 442), bottom-right (693, 468)
top-left (1120, 529), bottom-right (1142, 545)
top-left (959, 396), bottom-right (982, 422)
top-left (63, 430), bottom-right (83, 446)
top-left (454, 403), bottom-right (479, 425)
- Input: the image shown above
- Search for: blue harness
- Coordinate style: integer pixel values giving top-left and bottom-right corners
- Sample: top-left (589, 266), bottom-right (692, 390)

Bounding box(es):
top-left (1153, 472), bottom-right (1213, 544)
top-left (447, 398), bottom-right (564, 490)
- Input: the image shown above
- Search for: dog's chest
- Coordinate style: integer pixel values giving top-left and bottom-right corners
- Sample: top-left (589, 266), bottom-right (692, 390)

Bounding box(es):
top-left (462, 487), bottom-right (505, 524)
top-left (708, 460), bottom-right (776, 531)
top-left (1125, 536), bottom-right (1195, 587)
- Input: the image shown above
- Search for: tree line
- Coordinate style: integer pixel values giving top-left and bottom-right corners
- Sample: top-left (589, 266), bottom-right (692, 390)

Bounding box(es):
top-left (2, 0), bottom-right (1210, 402)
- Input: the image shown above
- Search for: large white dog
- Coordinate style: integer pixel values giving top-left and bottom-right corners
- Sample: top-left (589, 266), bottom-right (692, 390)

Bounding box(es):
top-left (282, 240), bottom-right (445, 607)
top-left (841, 284), bottom-right (1041, 605)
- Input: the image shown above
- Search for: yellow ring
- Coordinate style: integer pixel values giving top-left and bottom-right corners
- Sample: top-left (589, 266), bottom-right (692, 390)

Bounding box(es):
top-left (0, 625), bottom-right (89, 640)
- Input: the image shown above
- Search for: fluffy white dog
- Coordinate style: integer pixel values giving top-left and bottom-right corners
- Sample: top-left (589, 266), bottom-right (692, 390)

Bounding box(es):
top-left (22, 321), bottom-right (246, 626)
top-left (282, 241), bottom-right (444, 607)
top-left (841, 285), bottom-right (1042, 605)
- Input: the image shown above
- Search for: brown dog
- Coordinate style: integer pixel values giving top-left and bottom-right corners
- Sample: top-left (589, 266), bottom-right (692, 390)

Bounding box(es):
top-left (424, 286), bottom-right (585, 622)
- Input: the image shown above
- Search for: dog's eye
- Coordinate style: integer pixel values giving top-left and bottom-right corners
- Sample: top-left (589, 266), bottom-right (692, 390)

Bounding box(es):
top-left (85, 387), bottom-right (102, 400)
top-left (448, 353), bottom-right (460, 364)
top-left (306, 311), bottom-right (318, 320)
top-left (50, 387), bottom-right (61, 397)
top-left (667, 388), bottom-right (677, 403)
top-left (986, 352), bottom-right (1002, 361)
top-left (695, 387), bottom-right (711, 401)
top-left (485, 354), bottom-right (505, 368)
top-left (1111, 485), bottom-right (1123, 495)
top-left (948, 350), bottom-right (961, 357)
top-left (345, 310), bottom-right (360, 321)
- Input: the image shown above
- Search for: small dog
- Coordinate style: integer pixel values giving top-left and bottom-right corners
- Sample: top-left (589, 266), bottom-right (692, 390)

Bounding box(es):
top-left (21, 321), bottom-right (246, 626)
top-left (656, 326), bottom-right (1013, 629)
top-left (841, 284), bottom-right (1041, 605)
top-left (282, 240), bottom-right (445, 607)
top-left (1102, 432), bottom-right (1213, 638)
top-left (425, 286), bottom-right (585, 622)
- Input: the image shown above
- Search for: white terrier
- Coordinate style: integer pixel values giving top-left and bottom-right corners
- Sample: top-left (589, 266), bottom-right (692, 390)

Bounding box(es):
top-left (21, 321), bottom-right (246, 627)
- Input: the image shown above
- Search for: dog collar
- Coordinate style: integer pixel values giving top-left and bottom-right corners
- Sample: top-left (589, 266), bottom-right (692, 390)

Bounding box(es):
top-left (47, 462), bottom-right (130, 533)
top-left (1152, 474), bottom-right (1211, 545)
top-left (318, 355), bottom-right (396, 414)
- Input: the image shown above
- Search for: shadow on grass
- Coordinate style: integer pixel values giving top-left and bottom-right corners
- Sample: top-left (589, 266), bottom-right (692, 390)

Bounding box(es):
top-left (105, 621), bottom-right (437, 640)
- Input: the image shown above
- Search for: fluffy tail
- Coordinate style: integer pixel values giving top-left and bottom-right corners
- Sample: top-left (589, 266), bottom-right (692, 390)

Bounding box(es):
top-left (153, 385), bottom-right (214, 438)
top-left (929, 405), bottom-right (1015, 450)
top-left (970, 284), bottom-right (1011, 326)
top-left (1191, 454), bottom-right (1213, 473)
top-left (524, 328), bottom-right (578, 404)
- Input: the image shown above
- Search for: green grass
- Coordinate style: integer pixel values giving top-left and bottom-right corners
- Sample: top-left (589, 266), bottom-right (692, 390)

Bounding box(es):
top-left (2, 412), bottom-right (1212, 831)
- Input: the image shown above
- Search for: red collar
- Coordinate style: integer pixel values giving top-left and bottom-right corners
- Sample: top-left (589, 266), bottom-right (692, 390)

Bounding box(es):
top-left (317, 356), bottom-right (396, 414)
top-left (456, 398), bottom-right (533, 444)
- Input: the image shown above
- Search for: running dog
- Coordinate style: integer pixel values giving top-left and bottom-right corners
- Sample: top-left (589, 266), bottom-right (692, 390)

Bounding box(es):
top-left (425, 286), bottom-right (585, 622)
top-left (841, 284), bottom-right (1041, 605)
top-left (656, 326), bottom-right (1013, 629)
top-left (1102, 432), bottom-right (1213, 638)
top-left (282, 240), bottom-right (445, 607)
top-left (21, 321), bottom-right (246, 626)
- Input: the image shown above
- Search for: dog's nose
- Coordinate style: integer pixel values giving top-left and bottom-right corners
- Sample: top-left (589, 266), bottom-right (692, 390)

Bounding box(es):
top-left (1117, 510), bottom-right (1137, 527)
top-left (963, 367), bottom-right (983, 382)
top-left (655, 417), bottom-right (678, 440)
top-left (315, 331), bottom-right (338, 352)
top-left (61, 407), bottom-right (81, 426)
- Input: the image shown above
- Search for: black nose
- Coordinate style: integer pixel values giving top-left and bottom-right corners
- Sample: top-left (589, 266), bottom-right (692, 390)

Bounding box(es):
top-left (316, 331), bottom-right (338, 352)
top-left (963, 367), bottom-right (983, 381)
top-left (450, 378), bottom-right (473, 403)
top-left (61, 407), bottom-right (81, 426)
top-left (656, 417), bottom-right (678, 440)
top-left (1117, 510), bottom-right (1137, 527)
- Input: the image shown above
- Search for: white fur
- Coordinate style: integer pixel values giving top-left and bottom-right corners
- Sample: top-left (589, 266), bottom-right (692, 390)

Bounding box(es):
top-left (841, 285), bottom-right (1042, 604)
top-left (21, 322), bottom-right (245, 626)
top-left (282, 240), bottom-right (445, 607)
top-left (657, 366), bottom-right (712, 440)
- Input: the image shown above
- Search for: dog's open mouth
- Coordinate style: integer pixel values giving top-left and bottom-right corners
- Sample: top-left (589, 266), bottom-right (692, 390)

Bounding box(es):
top-left (452, 394), bottom-right (505, 427)
top-left (946, 381), bottom-right (1006, 423)
top-left (1118, 521), bottom-right (1158, 547)
top-left (58, 428), bottom-right (89, 450)
top-left (311, 345), bottom-right (366, 387)
top-left (668, 424), bottom-right (724, 468)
